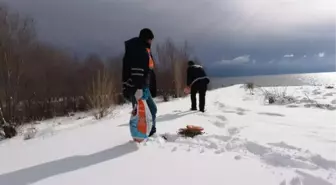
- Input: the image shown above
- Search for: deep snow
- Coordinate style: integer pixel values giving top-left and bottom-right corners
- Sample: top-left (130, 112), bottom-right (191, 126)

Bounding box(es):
top-left (0, 85), bottom-right (335, 185)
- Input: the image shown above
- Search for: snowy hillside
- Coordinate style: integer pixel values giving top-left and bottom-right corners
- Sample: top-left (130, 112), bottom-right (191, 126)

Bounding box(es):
top-left (0, 85), bottom-right (336, 185)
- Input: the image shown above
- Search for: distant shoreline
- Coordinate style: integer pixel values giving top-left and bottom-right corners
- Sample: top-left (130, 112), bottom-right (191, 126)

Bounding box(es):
top-left (209, 71), bottom-right (335, 78)
top-left (209, 72), bottom-right (336, 89)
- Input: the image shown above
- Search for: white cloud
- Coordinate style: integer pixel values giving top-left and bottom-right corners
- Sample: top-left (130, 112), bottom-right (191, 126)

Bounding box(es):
top-left (232, 55), bottom-right (250, 63)
top-left (226, 0), bottom-right (335, 38)
top-left (284, 54), bottom-right (294, 58)
top-left (3, 0), bottom-right (334, 62)
top-left (318, 52), bottom-right (325, 57)
top-left (215, 55), bottom-right (251, 65)
top-left (269, 52), bottom-right (335, 66)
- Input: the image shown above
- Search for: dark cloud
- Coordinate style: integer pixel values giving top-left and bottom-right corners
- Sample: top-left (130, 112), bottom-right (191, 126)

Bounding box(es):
top-left (2, 0), bottom-right (335, 76)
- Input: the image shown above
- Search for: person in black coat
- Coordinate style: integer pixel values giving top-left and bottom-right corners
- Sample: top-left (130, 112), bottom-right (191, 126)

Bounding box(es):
top-left (122, 28), bottom-right (157, 136)
top-left (186, 61), bottom-right (210, 112)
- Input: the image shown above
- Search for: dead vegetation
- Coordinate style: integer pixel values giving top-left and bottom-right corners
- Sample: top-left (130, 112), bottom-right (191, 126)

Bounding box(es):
top-left (156, 39), bottom-right (191, 99)
top-left (244, 82), bottom-right (255, 95)
top-left (0, 5), bottom-right (198, 138)
top-left (259, 87), bottom-right (296, 105)
top-left (87, 69), bottom-right (116, 120)
top-left (303, 93), bottom-right (336, 111)
top-left (256, 86), bottom-right (335, 111)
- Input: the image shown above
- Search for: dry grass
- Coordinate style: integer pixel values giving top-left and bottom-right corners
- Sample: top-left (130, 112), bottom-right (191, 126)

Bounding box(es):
top-left (0, 4), bottom-right (202, 130)
top-left (87, 69), bottom-right (116, 119)
top-left (303, 93), bottom-right (336, 110)
top-left (244, 82), bottom-right (255, 95)
top-left (155, 39), bottom-right (190, 99)
top-left (259, 87), bottom-right (296, 105)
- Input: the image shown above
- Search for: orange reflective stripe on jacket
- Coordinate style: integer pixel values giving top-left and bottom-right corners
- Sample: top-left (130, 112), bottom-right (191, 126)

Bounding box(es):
top-left (147, 48), bottom-right (154, 69)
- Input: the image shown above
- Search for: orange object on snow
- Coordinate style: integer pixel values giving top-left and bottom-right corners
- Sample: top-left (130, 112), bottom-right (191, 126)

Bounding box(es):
top-left (178, 125), bottom-right (205, 138)
top-left (186, 125), bottom-right (204, 131)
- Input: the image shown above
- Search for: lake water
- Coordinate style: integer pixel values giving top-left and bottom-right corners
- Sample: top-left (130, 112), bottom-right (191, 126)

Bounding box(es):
top-left (210, 72), bottom-right (336, 89)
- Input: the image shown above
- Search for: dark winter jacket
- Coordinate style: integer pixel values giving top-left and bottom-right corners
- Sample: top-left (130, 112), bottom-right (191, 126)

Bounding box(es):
top-left (122, 37), bottom-right (157, 99)
top-left (187, 64), bottom-right (210, 87)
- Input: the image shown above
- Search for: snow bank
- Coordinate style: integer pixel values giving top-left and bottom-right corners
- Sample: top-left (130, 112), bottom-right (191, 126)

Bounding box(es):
top-left (0, 84), bottom-right (335, 185)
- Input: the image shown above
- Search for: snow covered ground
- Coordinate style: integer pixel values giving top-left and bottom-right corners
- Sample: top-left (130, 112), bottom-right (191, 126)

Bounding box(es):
top-left (0, 84), bottom-right (335, 185)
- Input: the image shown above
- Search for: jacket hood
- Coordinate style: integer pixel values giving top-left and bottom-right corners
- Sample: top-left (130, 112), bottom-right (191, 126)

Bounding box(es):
top-left (125, 37), bottom-right (150, 50)
top-left (125, 37), bottom-right (140, 49)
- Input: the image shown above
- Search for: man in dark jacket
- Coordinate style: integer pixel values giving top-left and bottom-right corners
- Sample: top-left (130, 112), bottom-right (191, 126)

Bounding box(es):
top-left (186, 61), bottom-right (210, 112)
top-left (122, 28), bottom-right (157, 137)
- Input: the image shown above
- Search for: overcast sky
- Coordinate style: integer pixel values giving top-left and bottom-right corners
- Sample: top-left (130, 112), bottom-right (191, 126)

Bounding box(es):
top-left (1, 0), bottom-right (335, 76)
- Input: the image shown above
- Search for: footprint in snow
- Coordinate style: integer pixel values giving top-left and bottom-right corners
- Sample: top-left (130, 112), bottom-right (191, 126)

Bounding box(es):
top-left (331, 99), bottom-right (336, 105)
top-left (267, 142), bottom-right (301, 151)
top-left (313, 89), bottom-right (322, 95)
top-left (258, 112), bottom-right (285, 117)
top-left (234, 155), bottom-right (242, 160)
top-left (228, 127), bottom-right (240, 136)
top-left (324, 92), bottom-right (335, 97)
top-left (212, 121), bottom-right (226, 128)
top-left (279, 180), bottom-right (286, 185)
top-left (216, 115), bottom-right (227, 121)
top-left (287, 104), bottom-right (300, 108)
top-left (215, 148), bottom-right (225, 154)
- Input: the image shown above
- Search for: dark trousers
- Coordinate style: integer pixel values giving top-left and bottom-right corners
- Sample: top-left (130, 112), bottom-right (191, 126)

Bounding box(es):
top-left (190, 82), bottom-right (207, 111)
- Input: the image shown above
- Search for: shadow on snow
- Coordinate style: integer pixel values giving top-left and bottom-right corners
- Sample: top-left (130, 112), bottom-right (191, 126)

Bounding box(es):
top-left (0, 142), bottom-right (138, 185)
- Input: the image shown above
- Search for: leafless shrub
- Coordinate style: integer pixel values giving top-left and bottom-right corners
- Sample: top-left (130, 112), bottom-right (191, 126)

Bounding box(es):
top-left (23, 124), bottom-right (37, 140)
top-left (160, 92), bottom-right (170, 102)
top-left (0, 130), bottom-right (4, 140)
top-left (0, 107), bottom-right (17, 138)
top-left (0, 5), bottom-right (35, 126)
top-left (0, 107), bottom-right (6, 126)
top-left (259, 87), bottom-right (295, 105)
top-left (87, 69), bottom-right (116, 119)
top-left (156, 39), bottom-right (190, 98)
top-left (0, 4), bottom-right (210, 129)
top-left (244, 82), bottom-right (255, 94)
top-left (106, 55), bottom-right (124, 104)
top-left (0, 4), bottom-right (124, 127)
top-left (0, 107), bottom-right (5, 139)
top-left (303, 93), bottom-right (336, 111)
